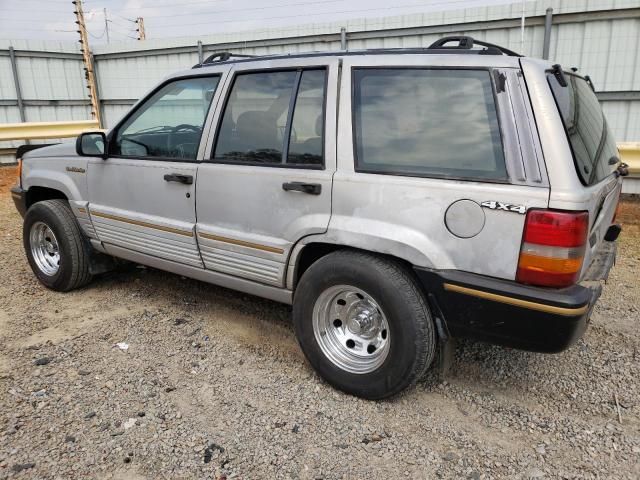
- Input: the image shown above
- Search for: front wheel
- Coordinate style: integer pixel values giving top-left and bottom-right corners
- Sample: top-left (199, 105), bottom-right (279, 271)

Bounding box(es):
top-left (23, 200), bottom-right (92, 292)
top-left (293, 250), bottom-right (436, 399)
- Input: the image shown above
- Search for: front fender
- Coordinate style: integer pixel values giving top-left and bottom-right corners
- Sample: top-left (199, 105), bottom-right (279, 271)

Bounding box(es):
top-left (22, 157), bottom-right (88, 201)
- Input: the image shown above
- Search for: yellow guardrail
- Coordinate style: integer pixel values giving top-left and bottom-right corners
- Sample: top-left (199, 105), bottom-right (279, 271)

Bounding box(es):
top-left (618, 143), bottom-right (640, 177)
top-left (0, 120), bottom-right (100, 141)
top-left (0, 119), bottom-right (638, 179)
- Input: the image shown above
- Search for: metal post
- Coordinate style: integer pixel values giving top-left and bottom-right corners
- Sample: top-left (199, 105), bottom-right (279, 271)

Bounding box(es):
top-left (104, 8), bottom-right (110, 44)
top-left (542, 7), bottom-right (553, 60)
top-left (8, 47), bottom-right (26, 123)
top-left (197, 40), bottom-right (203, 64)
top-left (136, 17), bottom-right (146, 40)
top-left (74, 0), bottom-right (102, 126)
top-left (340, 27), bottom-right (347, 50)
top-left (91, 54), bottom-right (105, 128)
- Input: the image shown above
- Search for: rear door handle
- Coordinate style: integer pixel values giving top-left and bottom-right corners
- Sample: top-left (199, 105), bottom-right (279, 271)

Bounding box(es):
top-left (164, 173), bottom-right (193, 185)
top-left (282, 182), bottom-right (322, 195)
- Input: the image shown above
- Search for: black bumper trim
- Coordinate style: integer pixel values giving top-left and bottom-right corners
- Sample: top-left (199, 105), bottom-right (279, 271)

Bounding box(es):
top-left (10, 185), bottom-right (27, 218)
top-left (442, 282), bottom-right (589, 317)
top-left (415, 268), bottom-right (600, 353)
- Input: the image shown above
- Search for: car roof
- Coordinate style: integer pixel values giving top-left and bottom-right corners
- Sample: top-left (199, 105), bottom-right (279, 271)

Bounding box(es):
top-left (165, 36), bottom-right (538, 80)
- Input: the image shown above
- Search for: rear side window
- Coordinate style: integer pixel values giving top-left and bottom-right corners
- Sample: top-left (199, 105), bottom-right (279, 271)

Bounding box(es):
top-left (548, 73), bottom-right (618, 186)
top-left (353, 68), bottom-right (507, 180)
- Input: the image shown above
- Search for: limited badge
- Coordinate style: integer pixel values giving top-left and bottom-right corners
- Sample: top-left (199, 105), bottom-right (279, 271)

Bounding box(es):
top-left (481, 201), bottom-right (526, 214)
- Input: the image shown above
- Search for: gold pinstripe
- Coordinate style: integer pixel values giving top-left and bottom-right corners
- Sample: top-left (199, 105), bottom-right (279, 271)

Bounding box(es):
top-left (91, 211), bottom-right (193, 237)
top-left (443, 283), bottom-right (589, 317)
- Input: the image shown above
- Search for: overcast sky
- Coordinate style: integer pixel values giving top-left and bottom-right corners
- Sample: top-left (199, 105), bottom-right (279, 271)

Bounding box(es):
top-left (0, 0), bottom-right (520, 44)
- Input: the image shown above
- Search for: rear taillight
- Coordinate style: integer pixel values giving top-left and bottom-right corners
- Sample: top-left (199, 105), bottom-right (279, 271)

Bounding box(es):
top-left (516, 210), bottom-right (589, 288)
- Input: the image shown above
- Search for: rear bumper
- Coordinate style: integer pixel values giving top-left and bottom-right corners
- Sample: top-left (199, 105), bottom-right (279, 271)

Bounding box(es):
top-left (10, 186), bottom-right (27, 218)
top-left (414, 242), bottom-right (616, 353)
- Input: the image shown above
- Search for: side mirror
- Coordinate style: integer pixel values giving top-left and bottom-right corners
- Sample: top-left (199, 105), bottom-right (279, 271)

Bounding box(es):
top-left (76, 131), bottom-right (108, 159)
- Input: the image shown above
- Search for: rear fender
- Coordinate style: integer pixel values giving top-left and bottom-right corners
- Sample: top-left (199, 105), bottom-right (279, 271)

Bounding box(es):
top-left (286, 220), bottom-right (454, 289)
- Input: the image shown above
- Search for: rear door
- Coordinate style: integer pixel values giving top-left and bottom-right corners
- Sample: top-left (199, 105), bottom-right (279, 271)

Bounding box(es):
top-left (196, 57), bottom-right (338, 287)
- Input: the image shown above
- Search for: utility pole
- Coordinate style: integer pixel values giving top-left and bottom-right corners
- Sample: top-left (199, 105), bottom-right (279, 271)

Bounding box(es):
top-left (136, 17), bottom-right (146, 40)
top-left (103, 8), bottom-right (110, 44)
top-left (73, 0), bottom-right (102, 126)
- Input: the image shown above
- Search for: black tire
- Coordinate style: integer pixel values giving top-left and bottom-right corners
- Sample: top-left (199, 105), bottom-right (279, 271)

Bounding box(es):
top-left (293, 250), bottom-right (436, 399)
top-left (23, 199), bottom-right (92, 292)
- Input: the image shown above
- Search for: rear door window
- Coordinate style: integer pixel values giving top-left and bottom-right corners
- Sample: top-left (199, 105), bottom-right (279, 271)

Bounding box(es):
top-left (352, 68), bottom-right (507, 180)
top-left (213, 69), bottom-right (326, 167)
top-left (548, 72), bottom-right (618, 186)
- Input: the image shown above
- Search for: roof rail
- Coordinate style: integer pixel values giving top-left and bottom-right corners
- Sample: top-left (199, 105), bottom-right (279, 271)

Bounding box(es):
top-left (427, 36), bottom-right (522, 57)
top-left (192, 51), bottom-right (256, 68)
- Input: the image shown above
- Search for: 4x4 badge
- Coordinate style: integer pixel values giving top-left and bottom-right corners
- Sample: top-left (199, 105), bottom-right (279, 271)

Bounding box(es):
top-left (481, 201), bottom-right (526, 214)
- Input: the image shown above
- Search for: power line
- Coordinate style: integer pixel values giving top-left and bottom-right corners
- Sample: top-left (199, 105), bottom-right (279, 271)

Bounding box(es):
top-left (110, 12), bottom-right (137, 23)
top-left (116, 0), bottom-right (339, 14)
top-left (128, 0), bottom-right (341, 20)
top-left (139, 0), bottom-right (475, 29)
top-left (0, 15), bottom-right (75, 23)
top-left (107, 20), bottom-right (135, 30)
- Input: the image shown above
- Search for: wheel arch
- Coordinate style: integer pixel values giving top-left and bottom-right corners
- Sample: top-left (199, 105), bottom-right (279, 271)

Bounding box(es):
top-left (288, 241), bottom-right (418, 292)
top-left (22, 161), bottom-right (86, 207)
top-left (25, 186), bottom-right (68, 209)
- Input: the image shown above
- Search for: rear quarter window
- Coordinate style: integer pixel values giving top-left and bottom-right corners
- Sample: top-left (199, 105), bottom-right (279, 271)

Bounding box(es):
top-left (547, 72), bottom-right (618, 186)
top-left (352, 68), bottom-right (507, 181)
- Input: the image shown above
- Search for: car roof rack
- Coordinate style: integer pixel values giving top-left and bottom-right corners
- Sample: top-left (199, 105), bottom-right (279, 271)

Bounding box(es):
top-left (189, 37), bottom-right (523, 69)
top-left (427, 36), bottom-right (522, 57)
top-left (192, 51), bottom-right (256, 68)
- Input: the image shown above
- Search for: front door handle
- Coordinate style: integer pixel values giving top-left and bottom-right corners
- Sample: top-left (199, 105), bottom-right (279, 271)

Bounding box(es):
top-left (282, 182), bottom-right (322, 195)
top-left (164, 173), bottom-right (193, 185)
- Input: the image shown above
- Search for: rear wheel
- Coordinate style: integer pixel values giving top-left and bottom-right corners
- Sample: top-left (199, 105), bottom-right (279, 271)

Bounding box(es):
top-left (293, 250), bottom-right (436, 399)
top-left (23, 200), bottom-right (92, 292)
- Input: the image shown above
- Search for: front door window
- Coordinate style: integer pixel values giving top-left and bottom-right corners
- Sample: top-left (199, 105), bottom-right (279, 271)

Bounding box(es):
top-left (113, 76), bottom-right (220, 161)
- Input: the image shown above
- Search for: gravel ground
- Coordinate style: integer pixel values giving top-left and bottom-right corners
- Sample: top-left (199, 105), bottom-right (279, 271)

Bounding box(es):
top-left (1, 166), bottom-right (639, 479)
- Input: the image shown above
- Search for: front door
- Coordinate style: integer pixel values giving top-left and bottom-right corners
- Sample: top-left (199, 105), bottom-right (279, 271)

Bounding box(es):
top-left (88, 74), bottom-right (224, 268)
top-left (196, 58), bottom-right (339, 287)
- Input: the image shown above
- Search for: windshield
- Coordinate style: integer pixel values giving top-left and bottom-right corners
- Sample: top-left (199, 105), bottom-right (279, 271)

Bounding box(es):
top-left (548, 72), bottom-right (619, 186)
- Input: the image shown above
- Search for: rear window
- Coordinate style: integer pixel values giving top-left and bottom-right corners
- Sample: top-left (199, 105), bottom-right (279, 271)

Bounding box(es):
top-left (352, 68), bottom-right (507, 181)
top-left (548, 72), bottom-right (618, 186)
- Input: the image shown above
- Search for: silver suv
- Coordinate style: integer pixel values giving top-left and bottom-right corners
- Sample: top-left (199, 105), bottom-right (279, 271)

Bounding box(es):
top-left (11, 37), bottom-right (626, 399)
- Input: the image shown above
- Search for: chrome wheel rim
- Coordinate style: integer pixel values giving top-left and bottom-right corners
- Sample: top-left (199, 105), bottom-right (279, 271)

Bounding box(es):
top-left (312, 285), bottom-right (390, 374)
top-left (29, 221), bottom-right (60, 276)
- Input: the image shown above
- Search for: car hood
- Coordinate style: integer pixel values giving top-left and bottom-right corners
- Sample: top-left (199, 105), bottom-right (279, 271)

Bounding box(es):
top-left (23, 141), bottom-right (77, 159)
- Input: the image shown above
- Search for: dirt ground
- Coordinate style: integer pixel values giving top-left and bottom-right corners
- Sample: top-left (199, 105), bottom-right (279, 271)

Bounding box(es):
top-left (0, 165), bottom-right (639, 479)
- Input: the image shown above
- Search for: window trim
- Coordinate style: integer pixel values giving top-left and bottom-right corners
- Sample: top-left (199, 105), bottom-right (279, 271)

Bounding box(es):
top-left (207, 66), bottom-right (328, 170)
top-left (546, 70), bottom-right (617, 187)
top-left (350, 66), bottom-right (510, 184)
top-left (107, 74), bottom-right (222, 163)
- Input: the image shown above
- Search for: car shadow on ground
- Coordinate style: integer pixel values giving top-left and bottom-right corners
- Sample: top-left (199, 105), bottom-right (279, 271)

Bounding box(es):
top-left (87, 262), bottom-right (557, 395)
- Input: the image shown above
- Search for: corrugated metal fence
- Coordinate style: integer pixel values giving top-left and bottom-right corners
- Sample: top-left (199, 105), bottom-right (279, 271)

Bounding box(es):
top-left (2, 0), bottom-right (640, 163)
